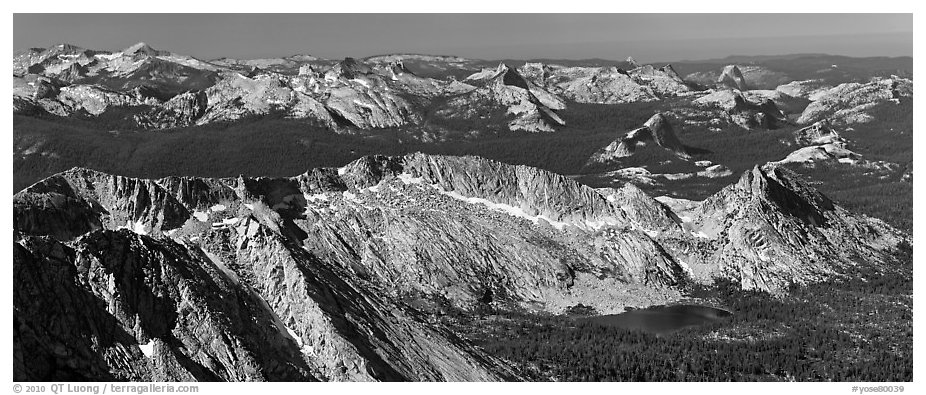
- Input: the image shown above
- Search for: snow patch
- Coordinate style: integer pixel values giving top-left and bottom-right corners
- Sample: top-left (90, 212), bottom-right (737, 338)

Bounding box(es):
top-left (244, 203), bottom-right (254, 210)
top-left (132, 221), bottom-right (148, 235)
top-left (95, 52), bottom-right (123, 60)
top-left (438, 188), bottom-right (569, 230)
top-left (584, 219), bottom-right (618, 231)
top-left (285, 326), bottom-right (304, 347)
top-left (350, 78), bottom-right (371, 88)
top-left (337, 166), bottom-right (348, 176)
top-left (210, 204), bottom-right (227, 212)
top-left (342, 191), bottom-right (359, 202)
top-left (397, 173), bottom-right (424, 184)
top-left (139, 341), bottom-right (155, 358)
top-left (676, 260), bottom-right (693, 276)
top-left (304, 193), bottom-right (328, 202)
top-left (193, 211), bottom-right (209, 222)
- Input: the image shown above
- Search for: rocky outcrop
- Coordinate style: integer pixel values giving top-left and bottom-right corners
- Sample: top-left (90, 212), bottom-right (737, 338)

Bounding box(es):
top-left (15, 226), bottom-right (513, 381)
top-left (686, 65), bottom-right (789, 91)
top-left (588, 113), bottom-right (691, 163)
top-left (717, 65), bottom-right (748, 90)
top-left (775, 79), bottom-right (831, 99)
top-left (692, 89), bottom-right (787, 129)
top-left (683, 165), bottom-right (907, 290)
top-left (775, 142), bottom-right (860, 165)
top-left (793, 119), bottom-right (840, 145)
top-left (439, 64), bottom-right (566, 132)
top-left (596, 183), bottom-right (682, 234)
top-left (797, 76), bottom-right (913, 125)
top-left (57, 84), bottom-right (152, 115)
top-left (13, 74), bottom-right (64, 101)
top-left (135, 91), bottom-right (209, 129)
top-left (322, 80), bottom-right (421, 129)
top-left (325, 57), bottom-right (374, 80)
top-left (55, 62), bottom-right (87, 83)
top-left (774, 120), bottom-right (889, 168)
top-left (742, 89), bottom-right (811, 115)
top-left (630, 64), bottom-right (691, 97)
top-left (516, 62), bottom-right (691, 105)
top-left (14, 167), bottom-right (190, 240)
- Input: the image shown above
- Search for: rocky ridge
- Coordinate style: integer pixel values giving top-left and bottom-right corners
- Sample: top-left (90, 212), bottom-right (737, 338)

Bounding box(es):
top-left (797, 76), bottom-right (913, 125)
top-left (692, 89), bottom-right (788, 129)
top-left (14, 153), bottom-right (909, 380)
top-left (437, 63), bottom-right (565, 132)
top-left (517, 62), bottom-right (692, 104)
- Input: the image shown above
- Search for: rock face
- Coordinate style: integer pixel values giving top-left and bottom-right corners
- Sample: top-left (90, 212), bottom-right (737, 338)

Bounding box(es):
top-left (517, 62), bottom-right (691, 104)
top-left (692, 89), bottom-right (788, 129)
top-left (12, 153), bottom-right (692, 381)
top-left (14, 82), bottom-right (155, 117)
top-left (793, 119), bottom-right (840, 146)
top-left (682, 165), bottom-right (906, 290)
top-left (588, 113), bottom-right (691, 163)
top-left (775, 79), bottom-right (831, 99)
top-left (775, 119), bottom-right (893, 169)
top-left (686, 64), bottom-right (789, 90)
top-left (135, 91), bottom-right (209, 129)
top-left (15, 44), bottom-right (488, 133)
top-left (14, 162), bottom-right (530, 381)
top-left (717, 65), bottom-right (749, 90)
top-left (797, 76), bottom-right (913, 125)
top-left (13, 153), bottom-right (910, 380)
top-left (742, 89), bottom-right (811, 115)
top-left (438, 64), bottom-right (565, 132)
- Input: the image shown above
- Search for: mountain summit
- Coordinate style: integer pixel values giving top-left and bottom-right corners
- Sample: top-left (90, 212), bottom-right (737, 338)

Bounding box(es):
top-left (588, 113), bottom-right (691, 163)
top-left (122, 42), bottom-right (170, 57)
top-left (717, 64), bottom-right (749, 90)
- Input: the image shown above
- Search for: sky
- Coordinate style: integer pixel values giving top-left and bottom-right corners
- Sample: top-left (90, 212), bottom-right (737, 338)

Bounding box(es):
top-left (13, 14), bottom-right (913, 63)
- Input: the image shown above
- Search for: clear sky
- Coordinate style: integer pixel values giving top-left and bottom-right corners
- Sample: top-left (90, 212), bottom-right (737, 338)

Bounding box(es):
top-left (13, 14), bottom-right (913, 63)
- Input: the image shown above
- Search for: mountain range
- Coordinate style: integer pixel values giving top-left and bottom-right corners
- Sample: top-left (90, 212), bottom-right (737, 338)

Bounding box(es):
top-left (13, 42), bottom-right (913, 135)
top-left (14, 153), bottom-right (909, 380)
top-left (11, 42), bottom-right (914, 382)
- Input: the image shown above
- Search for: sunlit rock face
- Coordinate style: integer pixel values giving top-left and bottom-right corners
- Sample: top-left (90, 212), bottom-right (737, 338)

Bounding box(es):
top-left (797, 76), bottom-right (913, 125)
top-left (588, 113), bottom-right (692, 165)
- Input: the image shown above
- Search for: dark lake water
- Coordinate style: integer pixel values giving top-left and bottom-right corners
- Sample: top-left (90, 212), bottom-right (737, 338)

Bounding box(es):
top-left (587, 304), bottom-right (733, 335)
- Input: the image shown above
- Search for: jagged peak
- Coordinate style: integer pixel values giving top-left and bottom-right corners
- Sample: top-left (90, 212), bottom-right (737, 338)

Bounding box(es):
top-left (643, 113), bottom-right (671, 131)
top-left (721, 64), bottom-right (744, 74)
top-left (122, 42), bottom-right (169, 57)
top-left (389, 59), bottom-right (413, 76)
top-left (328, 57), bottom-right (373, 79)
top-left (718, 64), bottom-right (749, 90)
top-left (46, 43), bottom-right (86, 53)
top-left (602, 113), bottom-right (689, 160)
top-left (497, 65), bottom-right (530, 90)
top-left (659, 64), bottom-right (682, 80)
top-left (335, 152), bottom-right (625, 227)
top-left (728, 164), bottom-right (835, 224)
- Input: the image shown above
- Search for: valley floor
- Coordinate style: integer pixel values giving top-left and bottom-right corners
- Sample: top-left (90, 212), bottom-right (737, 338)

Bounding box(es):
top-left (448, 248), bottom-right (913, 382)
